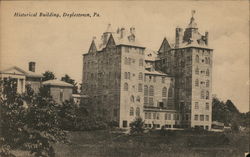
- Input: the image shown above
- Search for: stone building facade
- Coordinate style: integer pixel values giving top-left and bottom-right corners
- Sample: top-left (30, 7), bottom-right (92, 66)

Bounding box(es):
top-left (82, 12), bottom-right (213, 130)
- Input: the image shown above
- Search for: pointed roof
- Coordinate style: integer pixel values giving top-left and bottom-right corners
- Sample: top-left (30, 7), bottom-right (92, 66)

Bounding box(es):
top-left (105, 23), bottom-right (114, 33)
top-left (158, 37), bottom-right (172, 52)
top-left (187, 10), bottom-right (198, 28)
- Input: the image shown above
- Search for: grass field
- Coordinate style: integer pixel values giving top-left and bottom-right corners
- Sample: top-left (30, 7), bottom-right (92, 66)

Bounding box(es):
top-left (53, 129), bottom-right (249, 157)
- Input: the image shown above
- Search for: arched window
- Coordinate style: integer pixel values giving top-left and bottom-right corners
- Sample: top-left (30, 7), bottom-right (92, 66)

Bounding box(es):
top-left (195, 55), bottom-right (199, 63)
top-left (201, 90), bottom-right (205, 99)
top-left (162, 87), bottom-right (167, 97)
top-left (168, 87), bottom-right (173, 97)
top-left (195, 67), bottom-right (199, 75)
top-left (206, 91), bottom-right (209, 99)
top-left (138, 72), bottom-right (143, 80)
top-left (136, 96), bottom-right (140, 102)
top-left (130, 107), bottom-right (134, 116)
top-left (206, 80), bottom-right (209, 87)
top-left (136, 107), bottom-right (140, 116)
top-left (149, 86), bottom-right (154, 96)
top-left (144, 85), bottom-right (148, 96)
top-left (130, 95), bottom-right (134, 102)
top-left (195, 79), bottom-right (199, 87)
top-left (124, 83), bottom-right (128, 91)
top-left (139, 59), bottom-right (143, 66)
top-left (206, 69), bottom-right (209, 76)
top-left (205, 57), bottom-right (208, 64)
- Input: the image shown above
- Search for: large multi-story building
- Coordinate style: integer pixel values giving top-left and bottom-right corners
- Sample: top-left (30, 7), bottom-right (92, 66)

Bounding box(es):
top-left (82, 12), bottom-right (213, 130)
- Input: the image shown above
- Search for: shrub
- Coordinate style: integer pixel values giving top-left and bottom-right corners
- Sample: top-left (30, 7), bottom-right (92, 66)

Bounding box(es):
top-left (130, 117), bottom-right (145, 134)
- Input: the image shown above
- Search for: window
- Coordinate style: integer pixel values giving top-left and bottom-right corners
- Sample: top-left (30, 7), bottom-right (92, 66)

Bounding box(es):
top-left (195, 79), bottom-right (199, 87)
top-left (127, 72), bottom-right (130, 79)
top-left (123, 120), bottom-right (128, 127)
top-left (168, 87), bottom-right (173, 97)
top-left (130, 107), bottom-right (134, 116)
top-left (149, 97), bottom-right (154, 106)
top-left (206, 91), bottom-right (209, 99)
top-left (125, 47), bottom-right (129, 53)
top-left (206, 69), bottom-right (209, 76)
top-left (206, 80), bottom-right (209, 87)
top-left (148, 113), bottom-right (151, 119)
top-left (195, 55), bottom-right (199, 63)
top-left (60, 89), bottom-right (63, 102)
top-left (173, 114), bottom-right (177, 120)
top-left (200, 115), bottom-right (204, 121)
top-left (201, 90), bottom-right (205, 99)
top-left (124, 83), bottom-right (128, 91)
top-left (176, 114), bottom-right (179, 120)
top-left (205, 57), bottom-right (208, 64)
top-left (205, 115), bottom-right (209, 121)
top-left (136, 96), bottom-right (140, 102)
top-left (162, 87), bottom-right (167, 97)
top-left (136, 107), bottom-right (140, 117)
top-left (185, 114), bottom-right (189, 121)
top-left (130, 95), bottom-right (134, 102)
top-left (156, 113), bottom-right (160, 120)
top-left (162, 77), bottom-right (165, 83)
top-left (165, 113), bottom-right (168, 120)
top-left (149, 86), bottom-right (154, 96)
top-left (195, 67), bottom-right (199, 74)
top-left (153, 76), bottom-right (156, 82)
top-left (138, 83), bottom-right (143, 92)
top-left (139, 59), bottom-right (143, 66)
top-left (153, 113), bottom-right (156, 119)
top-left (144, 97), bottom-right (148, 105)
top-left (195, 102), bottom-right (199, 109)
top-left (138, 72), bottom-right (143, 80)
top-left (168, 114), bottom-right (171, 120)
top-left (206, 103), bottom-right (209, 110)
top-left (144, 85), bottom-right (148, 96)
top-left (194, 115), bottom-right (198, 121)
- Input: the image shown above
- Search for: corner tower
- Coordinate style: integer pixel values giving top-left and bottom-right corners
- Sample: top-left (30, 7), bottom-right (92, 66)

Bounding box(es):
top-left (174, 10), bottom-right (213, 129)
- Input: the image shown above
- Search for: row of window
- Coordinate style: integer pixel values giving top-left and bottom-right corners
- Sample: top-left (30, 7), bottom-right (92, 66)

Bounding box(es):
top-left (144, 75), bottom-right (166, 83)
top-left (201, 90), bottom-right (210, 99)
top-left (129, 107), bottom-right (140, 116)
top-left (124, 72), bottom-right (143, 80)
top-left (194, 115), bottom-right (209, 121)
top-left (195, 68), bottom-right (210, 76)
top-left (194, 102), bottom-right (210, 110)
top-left (144, 112), bottom-right (180, 120)
top-left (130, 95), bottom-right (141, 103)
top-left (195, 55), bottom-right (211, 64)
top-left (124, 47), bottom-right (144, 55)
top-left (195, 79), bottom-right (210, 87)
top-left (124, 57), bottom-right (144, 66)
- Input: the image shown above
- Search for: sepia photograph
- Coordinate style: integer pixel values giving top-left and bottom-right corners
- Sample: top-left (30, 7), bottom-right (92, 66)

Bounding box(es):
top-left (0, 1), bottom-right (249, 157)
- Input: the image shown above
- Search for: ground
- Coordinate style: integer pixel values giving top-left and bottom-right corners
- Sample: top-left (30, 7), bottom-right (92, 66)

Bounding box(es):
top-left (50, 129), bottom-right (249, 157)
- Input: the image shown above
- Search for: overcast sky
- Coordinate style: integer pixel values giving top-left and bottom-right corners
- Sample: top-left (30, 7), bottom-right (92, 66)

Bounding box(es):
top-left (1, 1), bottom-right (249, 112)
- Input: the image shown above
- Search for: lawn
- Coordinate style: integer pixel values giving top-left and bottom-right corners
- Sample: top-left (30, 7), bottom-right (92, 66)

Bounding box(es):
top-left (53, 129), bottom-right (249, 157)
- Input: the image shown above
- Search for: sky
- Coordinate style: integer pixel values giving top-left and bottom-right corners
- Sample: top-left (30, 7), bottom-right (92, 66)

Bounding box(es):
top-left (0, 1), bottom-right (249, 112)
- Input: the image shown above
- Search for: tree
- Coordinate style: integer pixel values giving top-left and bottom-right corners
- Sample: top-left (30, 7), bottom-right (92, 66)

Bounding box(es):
top-left (61, 74), bottom-right (78, 94)
top-left (42, 71), bottom-right (56, 81)
top-left (130, 117), bottom-right (145, 134)
top-left (0, 78), bottom-right (67, 157)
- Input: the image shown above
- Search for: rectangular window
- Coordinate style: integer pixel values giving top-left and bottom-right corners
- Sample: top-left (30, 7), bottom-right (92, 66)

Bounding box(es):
top-left (148, 113), bottom-right (151, 119)
top-left (144, 97), bottom-right (148, 105)
top-left (200, 115), bottom-right (204, 121)
top-left (194, 115), bottom-right (198, 121)
top-left (153, 113), bottom-right (156, 119)
top-left (138, 83), bottom-right (143, 92)
top-left (162, 77), bottom-right (165, 83)
top-left (149, 97), bottom-right (154, 106)
top-left (195, 102), bottom-right (199, 109)
top-left (205, 115), bottom-right (209, 121)
top-left (206, 103), bottom-right (209, 110)
top-left (123, 121), bottom-right (128, 127)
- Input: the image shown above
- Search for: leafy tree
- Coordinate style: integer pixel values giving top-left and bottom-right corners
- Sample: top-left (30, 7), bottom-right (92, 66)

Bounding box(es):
top-left (130, 117), bottom-right (145, 134)
top-left (61, 74), bottom-right (78, 94)
top-left (42, 71), bottom-right (56, 81)
top-left (0, 78), bottom-right (67, 157)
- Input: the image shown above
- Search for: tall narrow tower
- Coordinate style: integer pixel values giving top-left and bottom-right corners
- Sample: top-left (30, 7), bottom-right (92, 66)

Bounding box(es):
top-left (174, 11), bottom-right (213, 129)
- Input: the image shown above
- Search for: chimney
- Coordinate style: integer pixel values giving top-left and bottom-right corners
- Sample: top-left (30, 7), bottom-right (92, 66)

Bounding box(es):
top-left (29, 62), bottom-right (36, 72)
top-left (120, 27), bottom-right (125, 39)
top-left (205, 32), bottom-right (209, 46)
top-left (175, 27), bottom-right (183, 48)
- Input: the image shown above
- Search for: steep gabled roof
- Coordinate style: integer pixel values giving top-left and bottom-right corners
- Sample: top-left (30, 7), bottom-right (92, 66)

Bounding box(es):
top-left (158, 37), bottom-right (172, 53)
